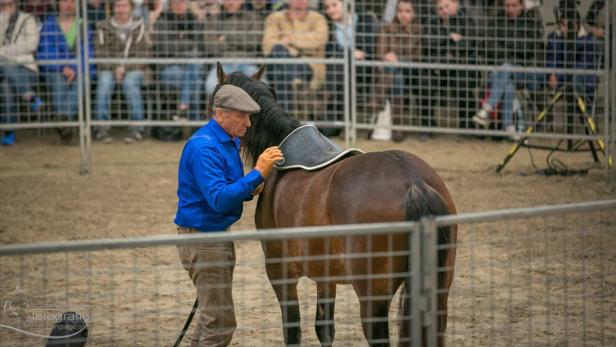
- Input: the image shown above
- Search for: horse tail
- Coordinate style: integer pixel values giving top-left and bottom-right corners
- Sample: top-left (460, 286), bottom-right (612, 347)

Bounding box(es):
top-left (399, 179), bottom-right (451, 346)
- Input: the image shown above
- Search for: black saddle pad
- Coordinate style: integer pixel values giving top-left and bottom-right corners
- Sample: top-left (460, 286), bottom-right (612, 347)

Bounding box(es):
top-left (276, 125), bottom-right (364, 171)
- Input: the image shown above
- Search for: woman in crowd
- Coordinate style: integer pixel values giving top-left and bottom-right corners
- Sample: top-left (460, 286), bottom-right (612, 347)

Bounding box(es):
top-left (37, 0), bottom-right (95, 144)
top-left (322, 0), bottom-right (376, 137)
top-left (473, 0), bottom-right (544, 138)
top-left (93, 0), bottom-right (150, 144)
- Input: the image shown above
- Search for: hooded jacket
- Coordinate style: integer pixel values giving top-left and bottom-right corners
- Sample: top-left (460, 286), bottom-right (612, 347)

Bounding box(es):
top-left (0, 11), bottom-right (40, 72)
top-left (94, 16), bottom-right (150, 72)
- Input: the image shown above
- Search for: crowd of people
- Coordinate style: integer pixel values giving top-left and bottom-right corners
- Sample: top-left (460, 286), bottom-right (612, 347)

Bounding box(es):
top-left (0, 0), bottom-right (608, 145)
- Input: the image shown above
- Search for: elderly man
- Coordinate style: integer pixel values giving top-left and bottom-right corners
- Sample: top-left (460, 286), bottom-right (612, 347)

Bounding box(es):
top-left (175, 84), bottom-right (283, 346)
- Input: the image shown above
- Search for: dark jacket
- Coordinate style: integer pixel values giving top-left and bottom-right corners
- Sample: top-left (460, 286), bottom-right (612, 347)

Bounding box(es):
top-left (376, 19), bottom-right (421, 62)
top-left (153, 12), bottom-right (204, 59)
top-left (421, 8), bottom-right (477, 65)
top-left (484, 9), bottom-right (544, 66)
top-left (203, 9), bottom-right (263, 58)
top-left (325, 13), bottom-right (376, 60)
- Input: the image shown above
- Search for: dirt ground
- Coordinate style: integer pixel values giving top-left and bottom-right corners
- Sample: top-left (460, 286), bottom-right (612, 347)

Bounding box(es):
top-left (0, 130), bottom-right (615, 346)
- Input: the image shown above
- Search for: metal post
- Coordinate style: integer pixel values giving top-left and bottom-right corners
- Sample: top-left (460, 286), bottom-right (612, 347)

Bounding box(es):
top-left (603, 0), bottom-right (611, 177)
top-left (342, 0), bottom-right (351, 147)
top-left (421, 217), bottom-right (438, 347)
top-left (410, 224), bottom-right (422, 347)
top-left (348, 0), bottom-right (357, 147)
top-left (78, 0), bottom-right (92, 175)
top-left (610, 0), bottom-right (616, 179)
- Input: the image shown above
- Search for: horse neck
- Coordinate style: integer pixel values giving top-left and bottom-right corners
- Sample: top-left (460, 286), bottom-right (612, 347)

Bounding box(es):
top-left (244, 104), bottom-right (298, 167)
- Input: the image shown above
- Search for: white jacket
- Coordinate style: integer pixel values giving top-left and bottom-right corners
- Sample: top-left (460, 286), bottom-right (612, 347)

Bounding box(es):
top-left (0, 11), bottom-right (40, 72)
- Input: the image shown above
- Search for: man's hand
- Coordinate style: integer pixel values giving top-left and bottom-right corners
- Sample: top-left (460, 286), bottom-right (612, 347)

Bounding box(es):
top-left (548, 73), bottom-right (558, 90)
top-left (384, 52), bottom-right (398, 63)
top-left (115, 66), bottom-right (126, 82)
top-left (255, 146), bottom-right (283, 178)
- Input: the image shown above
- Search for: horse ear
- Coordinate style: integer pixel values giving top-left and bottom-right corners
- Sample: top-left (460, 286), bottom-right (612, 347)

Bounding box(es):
top-left (216, 62), bottom-right (227, 84)
top-left (251, 65), bottom-right (266, 81)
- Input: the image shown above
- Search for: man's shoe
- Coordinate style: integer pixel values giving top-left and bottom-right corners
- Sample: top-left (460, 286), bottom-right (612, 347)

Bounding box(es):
top-left (124, 131), bottom-right (143, 144)
top-left (472, 104), bottom-right (493, 128)
top-left (2, 131), bottom-right (15, 146)
top-left (95, 131), bottom-right (114, 144)
top-left (505, 125), bottom-right (521, 141)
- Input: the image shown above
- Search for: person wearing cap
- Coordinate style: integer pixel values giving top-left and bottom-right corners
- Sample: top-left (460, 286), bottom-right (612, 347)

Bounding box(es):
top-left (174, 84), bottom-right (283, 346)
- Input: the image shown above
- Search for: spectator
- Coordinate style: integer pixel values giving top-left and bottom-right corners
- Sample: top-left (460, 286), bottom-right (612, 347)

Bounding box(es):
top-left (93, 0), bottom-right (151, 144)
top-left (37, 0), bottom-right (95, 144)
top-left (262, 0), bottom-right (328, 112)
top-left (203, 0), bottom-right (263, 97)
top-left (546, 8), bottom-right (602, 127)
top-left (472, 0), bottom-right (544, 138)
top-left (1, 0), bottom-right (45, 145)
top-left (322, 0), bottom-right (376, 137)
top-left (369, 0), bottom-right (421, 142)
top-left (190, 0), bottom-right (222, 20)
top-left (153, 0), bottom-right (204, 120)
top-left (250, 0), bottom-right (272, 20)
top-left (420, 0), bottom-right (479, 131)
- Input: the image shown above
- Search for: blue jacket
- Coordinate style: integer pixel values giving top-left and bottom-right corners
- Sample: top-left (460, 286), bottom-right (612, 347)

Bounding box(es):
top-left (37, 16), bottom-right (95, 77)
top-left (174, 121), bottom-right (264, 232)
top-left (546, 28), bottom-right (603, 94)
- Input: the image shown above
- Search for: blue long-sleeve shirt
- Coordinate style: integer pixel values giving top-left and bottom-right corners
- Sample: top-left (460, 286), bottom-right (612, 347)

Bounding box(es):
top-left (37, 15), bottom-right (95, 77)
top-left (174, 121), bottom-right (264, 232)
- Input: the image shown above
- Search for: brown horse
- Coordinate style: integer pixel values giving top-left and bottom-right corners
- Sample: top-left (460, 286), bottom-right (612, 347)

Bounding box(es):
top-left (212, 64), bottom-right (457, 347)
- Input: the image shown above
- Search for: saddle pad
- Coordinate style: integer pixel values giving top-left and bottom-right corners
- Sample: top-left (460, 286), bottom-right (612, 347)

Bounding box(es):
top-left (276, 125), bottom-right (364, 171)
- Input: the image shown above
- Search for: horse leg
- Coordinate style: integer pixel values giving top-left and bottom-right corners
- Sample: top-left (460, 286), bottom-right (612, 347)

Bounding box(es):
top-left (358, 297), bottom-right (392, 347)
top-left (315, 282), bottom-right (336, 346)
top-left (271, 281), bottom-right (301, 346)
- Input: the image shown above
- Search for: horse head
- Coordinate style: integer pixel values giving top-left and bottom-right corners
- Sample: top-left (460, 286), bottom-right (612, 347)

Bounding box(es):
top-left (210, 62), bottom-right (300, 167)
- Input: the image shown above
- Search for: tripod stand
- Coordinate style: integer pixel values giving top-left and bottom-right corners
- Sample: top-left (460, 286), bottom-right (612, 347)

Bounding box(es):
top-left (496, 86), bottom-right (613, 173)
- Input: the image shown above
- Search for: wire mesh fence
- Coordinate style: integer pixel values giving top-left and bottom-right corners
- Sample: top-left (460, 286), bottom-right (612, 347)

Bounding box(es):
top-left (0, 200), bottom-right (614, 346)
top-left (1, 0), bottom-right (613, 154)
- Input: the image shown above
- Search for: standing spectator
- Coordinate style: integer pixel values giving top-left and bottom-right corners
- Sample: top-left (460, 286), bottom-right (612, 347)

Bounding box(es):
top-left (420, 0), bottom-right (479, 131)
top-left (203, 0), bottom-right (263, 97)
top-left (175, 84), bottom-right (282, 347)
top-left (262, 0), bottom-right (328, 112)
top-left (37, 0), bottom-right (95, 144)
top-left (370, 0), bottom-right (421, 142)
top-left (1, 0), bottom-right (45, 145)
top-left (154, 0), bottom-right (204, 120)
top-left (322, 0), bottom-right (376, 137)
top-left (472, 0), bottom-right (544, 138)
top-left (94, 0), bottom-right (150, 144)
top-left (546, 9), bottom-right (602, 129)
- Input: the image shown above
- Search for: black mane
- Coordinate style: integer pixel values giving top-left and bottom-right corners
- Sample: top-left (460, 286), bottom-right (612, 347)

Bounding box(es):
top-left (211, 71), bottom-right (300, 167)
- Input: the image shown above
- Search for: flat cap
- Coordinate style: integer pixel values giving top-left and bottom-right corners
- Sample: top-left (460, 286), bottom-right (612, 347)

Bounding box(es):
top-left (213, 85), bottom-right (261, 113)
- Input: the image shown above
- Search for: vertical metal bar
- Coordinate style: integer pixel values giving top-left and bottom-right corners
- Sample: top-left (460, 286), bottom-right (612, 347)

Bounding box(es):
top-left (348, 0), bottom-right (357, 147)
top-left (603, 0), bottom-right (611, 177)
top-left (80, 0), bottom-right (92, 175)
top-left (410, 225), bottom-right (422, 347)
top-left (342, 0), bottom-right (351, 147)
top-left (610, 0), bottom-right (616, 179)
top-left (75, 2), bottom-right (86, 174)
top-left (421, 217), bottom-right (438, 347)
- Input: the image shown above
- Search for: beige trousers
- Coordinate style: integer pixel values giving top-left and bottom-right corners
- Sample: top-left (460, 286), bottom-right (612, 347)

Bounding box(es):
top-left (177, 227), bottom-right (236, 347)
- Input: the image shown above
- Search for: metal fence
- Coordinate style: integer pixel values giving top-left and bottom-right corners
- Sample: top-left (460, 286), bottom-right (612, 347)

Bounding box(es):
top-left (0, 199), bottom-right (614, 346)
top-left (0, 0), bottom-right (613, 174)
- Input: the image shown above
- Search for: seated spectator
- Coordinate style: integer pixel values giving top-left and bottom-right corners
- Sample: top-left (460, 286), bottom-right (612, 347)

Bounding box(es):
top-left (204, 0), bottom-right (263, 97)
top-left (322, 0), bottom-right (376, 137)
top-left (369, 0), bottom-right (421, 142)
top-left (546, 8), bottom-right (602, 126)
top-left (37, 0), bottom-right (95, 144)
top-left (1, 0), bottom-right (45, 145)
top-left (420, 0), bottom-right (478, 131)
top-left (472, 0), bottom-right (544, 138)
top-left (250, 0), bottom-right (272, 20)
top-left (94, 0), bottom-right (150, 144)
top-left (262, 0), bottom-right (328, 112)
top-left (190, 0), bottom-right (222, 20)
top-left (153, 0), bottom-right (204, 120)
